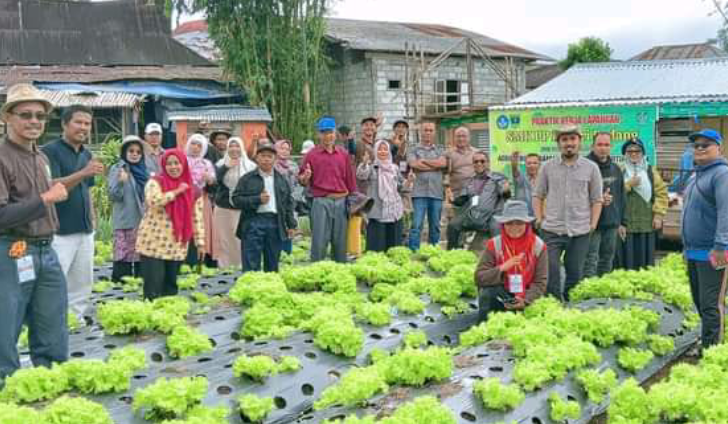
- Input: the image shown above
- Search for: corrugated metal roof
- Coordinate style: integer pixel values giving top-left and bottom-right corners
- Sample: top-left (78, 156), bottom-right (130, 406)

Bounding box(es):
top-left (39, 89), bottom-right (142, 108)
top-left (2, 0), bottom-right (210, 66)
top-left (167, 105), bottom-right (272, 123)
top-left (173, 19), bottom-right (549, 61)
top-left (0, 65), bottom-right (224, 87)
top-left (630, 43), bottom-right (728, 61)
top-left (509, 58), bottom-right (728, 106)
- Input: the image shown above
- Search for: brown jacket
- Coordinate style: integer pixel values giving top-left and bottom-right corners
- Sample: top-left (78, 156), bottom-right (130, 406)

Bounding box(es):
top-left (474, 241), bottom-right (548, 305)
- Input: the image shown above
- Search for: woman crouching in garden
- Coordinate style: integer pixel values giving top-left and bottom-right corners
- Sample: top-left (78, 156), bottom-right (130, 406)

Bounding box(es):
top-left (108, 135), bottom-right (149, 282)
top-left (474, 200), bottom-right (547, 321)
top-left (136, 150), bottom-right (205, 299)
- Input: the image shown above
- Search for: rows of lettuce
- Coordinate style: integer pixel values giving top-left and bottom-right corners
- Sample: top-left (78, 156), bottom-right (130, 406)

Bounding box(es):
top-left (0, 247), bottom-right (705, 423)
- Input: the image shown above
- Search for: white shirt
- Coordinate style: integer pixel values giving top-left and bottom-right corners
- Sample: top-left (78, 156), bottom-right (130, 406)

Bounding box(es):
top-left (257, 171), bottom-right (277, 214)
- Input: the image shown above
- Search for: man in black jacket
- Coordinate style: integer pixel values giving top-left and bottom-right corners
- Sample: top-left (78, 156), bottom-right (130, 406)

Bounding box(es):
top-left (231, 140), bottom-right (296, 272)
top-left (584, 132), bottom-right (627, 277)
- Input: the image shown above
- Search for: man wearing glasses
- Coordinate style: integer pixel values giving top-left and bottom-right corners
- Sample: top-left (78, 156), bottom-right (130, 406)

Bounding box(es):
top-left (446, 150), bottom-right (510, 250)
top-left (0, 84), bottom-right (70, 380)
top-left (681, 129), bottom-right (728, 350)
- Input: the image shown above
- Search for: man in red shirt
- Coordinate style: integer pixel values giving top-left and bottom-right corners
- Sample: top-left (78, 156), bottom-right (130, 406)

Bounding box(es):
top-left (299, 116), bottom-right (357, 262)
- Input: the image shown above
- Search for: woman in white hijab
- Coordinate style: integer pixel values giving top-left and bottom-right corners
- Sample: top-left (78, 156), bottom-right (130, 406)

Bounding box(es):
top-left (212, 137), bottom-right (257, 268)
top-left (617, 138), bottom-right (668, 270)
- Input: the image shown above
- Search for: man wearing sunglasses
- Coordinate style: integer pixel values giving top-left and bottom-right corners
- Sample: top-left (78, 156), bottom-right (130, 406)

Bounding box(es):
top-left (446, 150), bottom-right (510, 250)
top-left (681, 129), bottom-right (728, 350)
top-left (0, 83), bottom-right (70, 381)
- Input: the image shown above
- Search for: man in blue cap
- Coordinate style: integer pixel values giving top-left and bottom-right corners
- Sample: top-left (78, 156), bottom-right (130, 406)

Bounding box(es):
top-left (682, 128), bottom-right (728, 351)
top-left (299, 116), bottom-right (357, 262)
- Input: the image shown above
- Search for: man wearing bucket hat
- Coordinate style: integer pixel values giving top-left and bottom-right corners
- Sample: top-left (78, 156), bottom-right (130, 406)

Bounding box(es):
top-left (533, 124), bottom-right (603, 301)
top-left (299, 116), bottom-right (357, 262)
top-left (475, 200), bottom-right (548, 321)
top-left (682, 128), bottom-right (728, 349)
top-left (0, 83), bottom-right (70, 380)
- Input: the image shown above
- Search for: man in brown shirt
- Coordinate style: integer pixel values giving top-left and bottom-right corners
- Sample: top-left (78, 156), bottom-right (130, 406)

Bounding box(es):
top-left (0, 83), bottom-right (70, 380)
top-left (533, 124), bottom-right (603, 301)
top-left (445, 126), bottom-right (475, 200)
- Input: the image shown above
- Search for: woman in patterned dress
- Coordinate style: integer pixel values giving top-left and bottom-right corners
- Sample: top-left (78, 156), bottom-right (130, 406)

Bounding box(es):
top-left (136, 150), bottom-right (205, 299)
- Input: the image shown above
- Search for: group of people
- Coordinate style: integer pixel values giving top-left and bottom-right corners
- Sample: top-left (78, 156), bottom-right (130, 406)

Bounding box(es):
top-left (0, 81), bottom-right (726, 383)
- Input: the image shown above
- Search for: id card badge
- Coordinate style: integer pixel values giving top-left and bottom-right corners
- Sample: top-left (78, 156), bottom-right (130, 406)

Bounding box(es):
top-left (471, 196), bottom-right (480, 207)
top-left (508, 274), bottom-right (524, 294)
top-left (17, 255), bottom-right (35, 284)
top-left (399, 161), bottom-right (408, 172)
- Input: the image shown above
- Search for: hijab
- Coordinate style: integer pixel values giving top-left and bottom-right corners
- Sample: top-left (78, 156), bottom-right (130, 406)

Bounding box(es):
top-left (274, 139), bottom-right (293, 172)
top-left (217, 137), bottom-right (257, 191)
top-left (120, 137), bottom-right (149, 203)
top-left (155, 150), bottom-right (195, 243)
top-left (374, 139), bottom-right (403, 222)
top-left (186, 134), bottom-right (214, 192)
top-left (624, 152), bottom-right (652, 204)
top-left (493, 223), bottom-right (538, 299)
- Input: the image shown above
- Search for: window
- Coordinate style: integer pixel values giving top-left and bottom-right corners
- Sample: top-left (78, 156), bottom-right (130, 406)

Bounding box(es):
top-left (388, 80), bottom-right (401, 90)
top-left (434, 79), bottom-right (467, 113)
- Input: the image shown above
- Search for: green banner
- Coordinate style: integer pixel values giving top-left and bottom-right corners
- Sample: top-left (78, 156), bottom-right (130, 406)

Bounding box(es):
top-left (488, 105), bottom-right (657, 175)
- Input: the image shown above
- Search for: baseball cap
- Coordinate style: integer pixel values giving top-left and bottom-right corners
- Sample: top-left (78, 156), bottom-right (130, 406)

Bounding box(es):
top-left (393, 119), bottom-right (409, 128)
top-left (256, 140), bottom-right (277, 155)
top-left (361, 116), bottom-right (377, 125)
top-left (301, 140), bottom-right (315, 154)
top-left (689, 129), bottom-right (722, 145)
top-left (317, 116), bottom-right (336, 132)
top-left (145, 123), bottom-right (162, 135)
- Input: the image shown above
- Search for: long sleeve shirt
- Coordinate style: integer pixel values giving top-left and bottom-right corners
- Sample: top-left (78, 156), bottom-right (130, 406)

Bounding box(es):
top-left (0, 137), bottom-right (58, 238)
top-left (299, 145), bottom-right (357, 197)
top-left (135, 180), bottom-right (205, 261)
top-left (475, 241), bottom-right (548, 306)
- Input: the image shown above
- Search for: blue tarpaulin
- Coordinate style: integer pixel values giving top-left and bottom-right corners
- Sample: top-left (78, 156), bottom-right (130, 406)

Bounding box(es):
top-left (36, 81), bottom-right (239, 100)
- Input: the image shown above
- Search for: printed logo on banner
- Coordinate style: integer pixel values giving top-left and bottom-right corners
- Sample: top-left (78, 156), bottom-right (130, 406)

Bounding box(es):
top-left (497, 115), bottom-right (510, 130)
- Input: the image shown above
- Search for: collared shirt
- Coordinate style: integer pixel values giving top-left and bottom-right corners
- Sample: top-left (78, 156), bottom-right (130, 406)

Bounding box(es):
top-left (41, 139), bottom-right (95, 235)
top-left (145, 148), bottom-right (165, 177)
top-left (0, 137), bottom-right (59, 238)
top-left (446, 147), bottom-right (475, 194)
top-left (299, 145), bottom-right (357, 198)
top-left (407, 143), bottom-right (445, 199)
top-left (257, 171), bottom-right (278, 214)
top-left (355, 138), bottom-right (375, 194)
top-left (534, 155), bottom-right (603, 237)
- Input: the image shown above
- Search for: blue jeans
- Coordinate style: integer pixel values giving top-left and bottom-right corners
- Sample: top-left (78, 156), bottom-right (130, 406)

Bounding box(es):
top-left (242, 214), bottom-right (283, 273)
top-left (408, 197), bottom-right (443, 251)
top-left (0, 238), bottom-right (69, 380)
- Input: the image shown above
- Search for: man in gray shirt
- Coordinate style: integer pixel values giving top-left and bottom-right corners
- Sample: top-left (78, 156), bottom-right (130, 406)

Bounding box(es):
top-left (407, 121), bottom-right (447, 250)
top-left (533, 124), bottom-right (603, 301)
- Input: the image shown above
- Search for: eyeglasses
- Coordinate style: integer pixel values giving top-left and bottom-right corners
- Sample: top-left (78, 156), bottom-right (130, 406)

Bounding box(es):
top-left (473, 160), bottom-right (487, 164)
top-left (625, 149), bottom-right (642, 154)
top-left (693, 142), bottom-right (717, 151)
top-left (11, 111), bottom-right (49, 122)
top-left (127, 149), bottom-right (142, 154)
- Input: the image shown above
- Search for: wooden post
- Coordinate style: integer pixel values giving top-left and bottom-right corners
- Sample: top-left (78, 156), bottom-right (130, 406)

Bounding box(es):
top-left (466, 39), bottom-right (475, 109)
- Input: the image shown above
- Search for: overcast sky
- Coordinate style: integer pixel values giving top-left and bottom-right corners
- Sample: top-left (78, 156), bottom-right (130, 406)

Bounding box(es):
top-left (330, 0), bottom-right (724, 60)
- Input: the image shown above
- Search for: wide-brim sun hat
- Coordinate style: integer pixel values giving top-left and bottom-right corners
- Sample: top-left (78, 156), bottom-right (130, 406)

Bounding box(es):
top-left (301, 140), bottom-right (315, 154)
top-left (1, 83), bottom-right (53, 116)
top-left (494, 200), bottom-right (535, 224)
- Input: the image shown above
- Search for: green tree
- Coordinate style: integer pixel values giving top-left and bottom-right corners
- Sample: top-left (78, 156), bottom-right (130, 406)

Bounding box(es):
top-left (171, 0), bottom-right (332, 148)
top-left (559, 37), bottom-right (613, 70)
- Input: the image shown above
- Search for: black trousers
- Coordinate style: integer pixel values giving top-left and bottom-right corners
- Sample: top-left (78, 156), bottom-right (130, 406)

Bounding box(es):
top-left (477, 285), bottom-right (509, 322)
top-left (688, 260), bottom-right (727, 348)
top-left (140, 255), bottom-right (182, 300)
top-left (542, 230), bottom-right (590, 302)
top-left (366, 219), bottom-right (403, 252)
top-left (242, 214), bottom-right (283, 273)
top-left (111, 261), bottom-right (140, 283)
